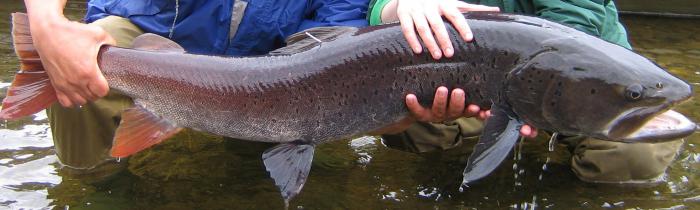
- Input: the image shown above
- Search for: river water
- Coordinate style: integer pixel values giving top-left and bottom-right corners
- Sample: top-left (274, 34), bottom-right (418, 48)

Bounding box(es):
top-left (0, 1), bottom-right (698, 209)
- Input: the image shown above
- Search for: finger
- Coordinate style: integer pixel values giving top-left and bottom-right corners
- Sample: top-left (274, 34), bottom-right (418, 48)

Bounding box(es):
top-left (74, 81), bottom-right (98, 102)
top-left (447, 88), bottom-right (465, 119)
top-left (530, 128), bottom-right (538, 138)
top-left (88, 71), bottom-right (110, 98)
top-left (425, 7), bottom-right (453, 58)
top-left (478, 110), bottom-right (488, 120)
top-left (398, 11), bottom-right (422, 54)
top-left (431, 87), bottom-right (449, 121)
top-left (406, 94), bottom-right (431, 121)
top-left (464, 104), bottom-right (480, 117)
top-left (455, 2), bottom-right (501, 12)
top-left (521, 125), bottom-right (538, 138)
top-left (441, 4), bottom-right (473, 42)
top-left (65, 91), bottom-right (87, 107)
top-left (56, 92), bottom-right (73, 107)
top-left (520, 125), bottom-right (532, 137)
top-left (411, 12), bottom-right (441, 59)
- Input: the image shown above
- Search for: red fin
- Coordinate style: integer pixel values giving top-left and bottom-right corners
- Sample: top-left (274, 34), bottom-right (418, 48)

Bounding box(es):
top-left (0, 13), bottom-right (57, 120)
top-left (111, 106), bottom-right (182, 158)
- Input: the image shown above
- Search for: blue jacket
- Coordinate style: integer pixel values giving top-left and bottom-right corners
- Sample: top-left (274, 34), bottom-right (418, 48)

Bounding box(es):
top-left (86, 0), bottom-right (369, 56)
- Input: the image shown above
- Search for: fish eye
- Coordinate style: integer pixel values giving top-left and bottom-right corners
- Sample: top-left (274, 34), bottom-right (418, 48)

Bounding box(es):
top-left (625, 84), bottom-right (644, 101)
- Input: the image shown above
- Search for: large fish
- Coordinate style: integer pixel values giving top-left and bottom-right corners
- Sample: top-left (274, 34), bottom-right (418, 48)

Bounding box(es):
top-left (2, 12), bottom-right (695, 205)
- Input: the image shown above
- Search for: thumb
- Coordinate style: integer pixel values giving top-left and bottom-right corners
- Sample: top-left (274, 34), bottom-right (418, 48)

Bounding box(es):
top-left (88, 72), bottom-right (110, 98)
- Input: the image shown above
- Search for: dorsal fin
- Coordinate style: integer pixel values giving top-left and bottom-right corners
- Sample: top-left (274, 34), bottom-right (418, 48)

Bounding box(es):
top-left (132, 33), bottom-right (186, 53)
top-left (269, 26), bottom-right (358, 55)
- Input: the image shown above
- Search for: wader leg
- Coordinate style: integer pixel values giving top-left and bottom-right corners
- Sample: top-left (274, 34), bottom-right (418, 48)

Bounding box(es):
top-left (568, 137), bottom-right (683, 183)
top-left (381, 117), bottom-right (483, 153)
top-left (384, 117), bottom-right (683, 183)
top-left (47, 16), bottom-right (144, 181)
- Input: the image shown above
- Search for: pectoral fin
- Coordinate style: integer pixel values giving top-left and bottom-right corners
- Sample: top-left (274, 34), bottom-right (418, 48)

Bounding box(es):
top-left (111, 106), bottom-right (182, 157)
top-left (462, 105), bottom-right (523, 186)
top-left (262, 141), bottom-right (315, 207)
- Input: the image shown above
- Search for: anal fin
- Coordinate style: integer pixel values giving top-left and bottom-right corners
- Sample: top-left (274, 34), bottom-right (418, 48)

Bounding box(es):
top-left (462, 105), bottom-right (523, 186)
top-left (111, 106), bottom-right (182, 157)
top-left (262, 141), bottom-right (315, 207)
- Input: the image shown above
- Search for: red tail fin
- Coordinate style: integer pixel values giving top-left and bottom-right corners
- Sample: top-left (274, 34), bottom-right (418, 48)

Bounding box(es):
top-left (0, 13), bottom-right (57, 120)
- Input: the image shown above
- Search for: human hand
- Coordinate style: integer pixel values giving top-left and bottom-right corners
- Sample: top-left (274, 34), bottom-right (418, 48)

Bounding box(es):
top-left (28, 13), bottom-right (115, 107)
top-left (372, 87), bottom-right (538, 138)
top-left (381, 0), bottom-right (499, 59)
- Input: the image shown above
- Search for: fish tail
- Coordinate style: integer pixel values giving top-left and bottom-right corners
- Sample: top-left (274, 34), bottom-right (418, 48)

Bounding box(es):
top-left (0, 13), bottom-right (57, 120)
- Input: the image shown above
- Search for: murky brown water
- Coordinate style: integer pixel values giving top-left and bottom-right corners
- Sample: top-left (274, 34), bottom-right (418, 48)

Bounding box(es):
top-left (0, 1), bottom-right (698, 209)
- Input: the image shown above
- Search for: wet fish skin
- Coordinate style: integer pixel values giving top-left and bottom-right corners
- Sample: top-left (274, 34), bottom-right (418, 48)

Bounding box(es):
top-left (3, 12), bottom-right (694, 205)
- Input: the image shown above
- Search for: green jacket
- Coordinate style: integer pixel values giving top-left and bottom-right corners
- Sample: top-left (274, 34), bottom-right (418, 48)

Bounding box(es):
top-left (367, 0), bottom-right (631, 49)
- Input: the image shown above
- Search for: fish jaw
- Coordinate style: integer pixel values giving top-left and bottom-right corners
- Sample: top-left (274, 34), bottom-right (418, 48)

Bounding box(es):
top-left (618, 109), bottom-right (696, 142)
top-left (604, 104), bottom-right (695, 143)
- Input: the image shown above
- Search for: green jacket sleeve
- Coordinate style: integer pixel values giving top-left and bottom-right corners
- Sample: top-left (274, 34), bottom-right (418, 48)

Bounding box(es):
top-left (531, 0), bottom-right (631, 49)
top-left (367, 0), bottom-right (393, 25)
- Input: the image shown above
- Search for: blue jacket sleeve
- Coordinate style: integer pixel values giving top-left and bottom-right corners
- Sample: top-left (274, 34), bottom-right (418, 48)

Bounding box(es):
top-left (298, 0), bottom-right (370, 32)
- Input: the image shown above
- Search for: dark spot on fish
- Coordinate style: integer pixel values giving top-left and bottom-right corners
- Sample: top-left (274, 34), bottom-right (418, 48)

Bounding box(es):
top-left (482, 73), bottom-right (487, 81)
top-left (431, 81), bottom-right (436, 87)
top-left (590, 89), bottom-right (597, 94)
top-left (550, 101), bottom-right (556, 106)
top-left (557, 81), bottom-right (562, 86)
top-left (527, 79), bottom-right (532, 83)
top-left (554, 90), bottom-right (562, 97)
top-left (550, 74), bottom-right (554, 79)
top-left (513, 58), bottom-right (520, 65)
top-left (573, 67), bottom-right (586, 71)
top-left (538, 79), bottom-right (543, 83)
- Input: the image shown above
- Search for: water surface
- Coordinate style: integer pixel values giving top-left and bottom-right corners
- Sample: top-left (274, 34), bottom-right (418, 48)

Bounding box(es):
top-left (0, 1), bottom-right (698, 209)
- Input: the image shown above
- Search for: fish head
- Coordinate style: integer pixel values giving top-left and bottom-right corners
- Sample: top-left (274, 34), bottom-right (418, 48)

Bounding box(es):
top-left (507, 37), bottom-right (694, 142)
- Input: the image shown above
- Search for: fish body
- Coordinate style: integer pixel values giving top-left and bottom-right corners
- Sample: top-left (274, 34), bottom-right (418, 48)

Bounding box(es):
top-left (3, 12), bottom-right (694, 205)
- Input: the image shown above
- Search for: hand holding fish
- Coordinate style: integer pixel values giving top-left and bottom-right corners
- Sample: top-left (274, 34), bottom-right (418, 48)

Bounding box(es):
top-left (371, 86), bottom-right (538, 138)
top-left (380, 0), bottom-right (499, 59)
top-left (24, 0), bottom-right (115, 107)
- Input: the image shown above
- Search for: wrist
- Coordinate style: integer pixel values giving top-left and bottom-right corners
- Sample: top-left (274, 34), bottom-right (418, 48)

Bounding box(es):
top-left (24, 0), bottom-right (69, 33)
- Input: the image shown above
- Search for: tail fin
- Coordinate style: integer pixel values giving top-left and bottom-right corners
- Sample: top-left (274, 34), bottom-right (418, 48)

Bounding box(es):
top-left (0, 13), bottom-right (57, 120)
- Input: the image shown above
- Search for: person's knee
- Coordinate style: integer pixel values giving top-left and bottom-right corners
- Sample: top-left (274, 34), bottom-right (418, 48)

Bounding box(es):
top-left (570, 138), bottom-right (683, 183)
top-left (91, 16), bottom-right (144, 47)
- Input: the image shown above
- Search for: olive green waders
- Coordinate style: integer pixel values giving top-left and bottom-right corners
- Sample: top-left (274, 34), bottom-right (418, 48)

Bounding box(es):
top-left (384, 118), bottom-right (683, 182)
top-left (48, 16), bottom-right (143, 180)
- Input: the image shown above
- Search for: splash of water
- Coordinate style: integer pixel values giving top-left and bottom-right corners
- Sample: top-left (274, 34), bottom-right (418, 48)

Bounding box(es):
top-left (548, 132), bottom-right (559, 152)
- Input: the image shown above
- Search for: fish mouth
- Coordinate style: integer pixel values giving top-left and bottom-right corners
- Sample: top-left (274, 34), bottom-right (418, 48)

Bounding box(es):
top-left (606, 106), bottom-right (695, 143)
